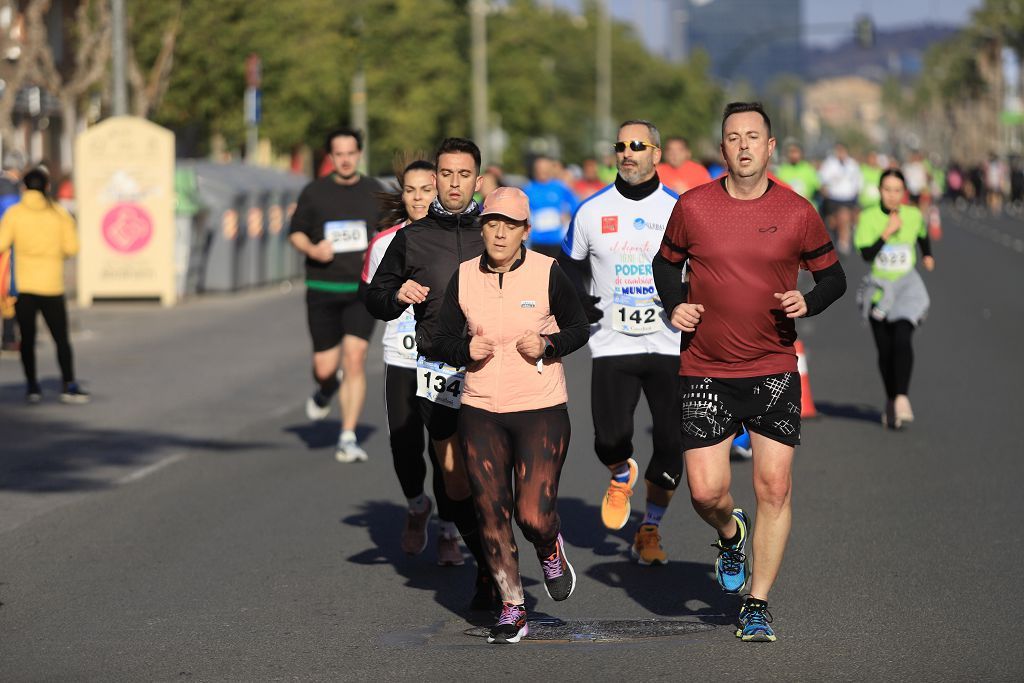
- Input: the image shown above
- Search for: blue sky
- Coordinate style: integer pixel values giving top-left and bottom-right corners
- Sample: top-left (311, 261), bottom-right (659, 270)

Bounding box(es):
top-left (557, 0), bottom-right (983, 53)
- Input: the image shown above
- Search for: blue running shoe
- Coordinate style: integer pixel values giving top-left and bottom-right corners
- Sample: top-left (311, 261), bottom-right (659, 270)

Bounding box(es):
top-left (735, 597), bottom-right (776, 642)
top-left (714, 508), bottom-right (750, 593)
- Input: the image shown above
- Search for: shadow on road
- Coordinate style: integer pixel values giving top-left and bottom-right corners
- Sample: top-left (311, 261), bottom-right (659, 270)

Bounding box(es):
top-left (284, 421), bottom-right (378, 450)
top-left (0, 408), bottom-right (263, 493)
top-left (814, 401), bottom-right (882, 424)
top-left (557, 496), bottom-right (735, 624)
top-left (342, 497), bottom-right (734, 625)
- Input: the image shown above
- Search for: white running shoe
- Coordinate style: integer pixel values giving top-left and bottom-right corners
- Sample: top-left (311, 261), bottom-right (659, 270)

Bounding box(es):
top-left (335, 436), bottom-right (368, 463)
top-left (305, 391), bottom-right (331, 421)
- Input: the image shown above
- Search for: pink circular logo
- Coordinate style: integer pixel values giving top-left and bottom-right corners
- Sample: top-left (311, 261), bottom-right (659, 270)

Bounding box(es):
top-left (102, 203), bottom-right (153, 254)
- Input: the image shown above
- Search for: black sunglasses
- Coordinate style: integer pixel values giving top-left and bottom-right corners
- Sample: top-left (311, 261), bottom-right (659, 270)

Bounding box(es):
top-left (614, 140), bottom-right (660, 153)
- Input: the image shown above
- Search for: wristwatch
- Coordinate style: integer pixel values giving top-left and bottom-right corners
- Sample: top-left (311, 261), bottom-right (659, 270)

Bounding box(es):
top-left (542, 335), bottom-right (555, 359)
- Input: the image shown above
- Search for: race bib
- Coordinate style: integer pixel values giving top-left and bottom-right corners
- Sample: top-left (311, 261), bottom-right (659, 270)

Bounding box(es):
top-left (324, 220), bottom-right (368, 253)
top-left (874, 244), bottom-right (912, 275)
top-left (611, 294), bottom-right (662, 335)
top-left (394, 311), bottom-right (418, 362)
top-left (416, 356), bottom-right (465, 409)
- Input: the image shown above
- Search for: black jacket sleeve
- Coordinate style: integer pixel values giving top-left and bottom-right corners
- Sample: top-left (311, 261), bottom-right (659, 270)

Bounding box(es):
top-left (557, 251), bottom-right (602, 324)
top-left (859, 237), bottom-right (885, 262)
top-left (432, 270), bottom-right (472, 368)
top-left (544, 264), bottom-right (590, 358)
top-left (917, 234), bottom-right (932, 258)
top-left (365, 228), bottom-right (410, 321)
top-left (652, 252), bottom-right (688, 315)
top-left (803, 261), bottom-right (847, 317)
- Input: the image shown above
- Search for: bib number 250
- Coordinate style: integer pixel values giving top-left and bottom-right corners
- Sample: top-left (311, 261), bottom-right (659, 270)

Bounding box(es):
top-left (416, 357), bottom-right (465, 409)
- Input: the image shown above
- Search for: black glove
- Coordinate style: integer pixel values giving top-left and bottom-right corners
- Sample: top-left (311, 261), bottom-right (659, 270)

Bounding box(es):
top-left (584, 295), bottom-right (603, 324)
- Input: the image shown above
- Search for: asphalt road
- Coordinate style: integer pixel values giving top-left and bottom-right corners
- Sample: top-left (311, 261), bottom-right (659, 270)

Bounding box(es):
top-left (1, 205), bottom-right (1021, 681)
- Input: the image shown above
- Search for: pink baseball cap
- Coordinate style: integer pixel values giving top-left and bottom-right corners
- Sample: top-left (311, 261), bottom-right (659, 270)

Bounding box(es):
top-left (480, 186), bottom-right (530, 222)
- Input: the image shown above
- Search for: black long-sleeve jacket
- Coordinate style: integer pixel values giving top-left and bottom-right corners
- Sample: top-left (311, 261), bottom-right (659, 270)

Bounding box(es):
top-left (364, 203), bottom-right (483, 359)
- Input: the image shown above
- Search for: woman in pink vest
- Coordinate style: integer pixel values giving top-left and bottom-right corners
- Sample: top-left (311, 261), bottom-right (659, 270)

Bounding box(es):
top-left (434, 187), bottom-right (589, 644)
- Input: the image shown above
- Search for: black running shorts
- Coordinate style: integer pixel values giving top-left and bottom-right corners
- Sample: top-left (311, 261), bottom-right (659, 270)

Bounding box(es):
top-left (306, 289), bottom-right (376, 352)
top-left (679, 372), bottom-right (801, 451)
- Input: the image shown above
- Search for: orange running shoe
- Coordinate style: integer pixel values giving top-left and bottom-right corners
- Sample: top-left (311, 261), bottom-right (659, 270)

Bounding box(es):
top-left (631, 524), bottom-right (668, 565)
top-left (600, 457), bottom-right (638, 530)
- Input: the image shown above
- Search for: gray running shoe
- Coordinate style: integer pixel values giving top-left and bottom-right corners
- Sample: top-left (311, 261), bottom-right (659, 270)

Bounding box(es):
top-left (335, 436), bottom-right (367, 463)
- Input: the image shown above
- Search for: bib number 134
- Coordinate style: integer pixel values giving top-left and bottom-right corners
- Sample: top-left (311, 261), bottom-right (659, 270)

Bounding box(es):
top-left (416, 356), bottom-right (465, 409)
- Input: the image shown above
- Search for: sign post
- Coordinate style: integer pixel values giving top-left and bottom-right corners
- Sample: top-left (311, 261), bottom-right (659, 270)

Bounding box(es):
top-left (245, 53), bottom-right (262, 164)
top-left (75, 117), bottom-right (176, 306)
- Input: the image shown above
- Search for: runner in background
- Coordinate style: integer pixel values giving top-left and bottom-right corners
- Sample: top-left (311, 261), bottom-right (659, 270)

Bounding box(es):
top-left (657, 136), bottom-right (712, 195)
top-left (361, 158), bottom-right (463, 565)
top-left (775, 141), bottom-right (820, 205)
top-left (523, 156), bottom-right (578, 258)
top-left (289, 128), bottom-right (381, 464)
top-left (854, 169), bottom-right (934, 430)
top-left (818, 142), bottom-right (862, 255)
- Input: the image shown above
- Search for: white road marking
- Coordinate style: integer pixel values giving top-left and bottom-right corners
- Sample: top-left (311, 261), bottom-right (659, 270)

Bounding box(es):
top-left (117, 452), bottom-right (187, 485)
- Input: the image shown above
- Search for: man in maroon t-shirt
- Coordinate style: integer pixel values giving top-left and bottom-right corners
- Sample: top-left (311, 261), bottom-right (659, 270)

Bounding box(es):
top-left (652, 102), bottom-right (846, 642)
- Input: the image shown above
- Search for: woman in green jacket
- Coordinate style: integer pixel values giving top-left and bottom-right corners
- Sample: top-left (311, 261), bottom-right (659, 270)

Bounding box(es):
top-left (854, 169), bottom-right (935, 429)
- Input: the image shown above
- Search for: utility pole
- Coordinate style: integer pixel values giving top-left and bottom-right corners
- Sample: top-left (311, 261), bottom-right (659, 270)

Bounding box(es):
top-left (111, 0), bottom-right (127, 116)
top-left (351, 15), bottom-right (368, 174)
top-left (470, 0), bottom-right (490, 166)
top-left (595, 0), bottom-right (613, 151)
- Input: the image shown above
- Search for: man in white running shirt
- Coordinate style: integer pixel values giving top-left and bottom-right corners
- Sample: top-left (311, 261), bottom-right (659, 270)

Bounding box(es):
top-left (561, 119), bottom-right (683, 566)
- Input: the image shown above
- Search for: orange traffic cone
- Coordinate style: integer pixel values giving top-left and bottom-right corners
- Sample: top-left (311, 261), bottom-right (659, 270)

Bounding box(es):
top-left (927, 205), bottom-right (942, 241)
top-left (795, 340), bottom-right (818, 418)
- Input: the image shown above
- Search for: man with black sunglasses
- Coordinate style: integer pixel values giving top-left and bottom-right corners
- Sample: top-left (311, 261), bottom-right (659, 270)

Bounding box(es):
top-left (561, 119), bottom-right (683, 567)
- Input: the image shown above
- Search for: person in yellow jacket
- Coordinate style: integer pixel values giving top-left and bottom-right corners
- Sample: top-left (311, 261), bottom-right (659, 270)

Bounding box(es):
top-left (0, 168), bottom-right (88, 403)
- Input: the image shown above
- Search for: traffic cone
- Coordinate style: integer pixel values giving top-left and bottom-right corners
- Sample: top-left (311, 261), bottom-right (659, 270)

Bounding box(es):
top-left (928, 205), bottom-right (943, 241)
top-left (795, 340), bottom-right (818, 419)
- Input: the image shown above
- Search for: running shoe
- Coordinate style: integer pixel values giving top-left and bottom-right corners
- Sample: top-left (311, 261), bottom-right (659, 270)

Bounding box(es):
top-left (631, 524), bottom-right (668, 565)
top-left (540, 534), bottom-right (576, 601)
top-left (436, 533), bottom-right (464, 566)
top-left (735, 597), bottom-right (776, 642)
top-left (487, 603), bottom-right (528, 644)
top-left (26, 384), bottom-right (42, 404)
top-left (470, 571), bottom-right (501, 611)
top-left (894, 395), bottom-right (914, 424)
top-left (714, 508), bottom-right (750, 594)
top-left (600, 457), bottom-right (638, 530)
top-left (400, 497), bottom-right (432, 555)
top-left (305, 389), bottom-right (331, 421)
top-left (60, 383), bottom-right (90, 404)
top-left (335, 435), bottom-right (368, 463)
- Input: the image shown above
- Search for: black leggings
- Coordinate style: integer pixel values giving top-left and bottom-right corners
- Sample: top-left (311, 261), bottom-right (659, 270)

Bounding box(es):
top-left (384, 365), bottom-right (454, 522)
top-left (15, 293), bottom-right (75, 386)
top-left (591, 354), bottom-right (683, 490)
top-left (869, 318), bottom-right (915, 399)
top-left (459, 404), bottom-right (570, 605)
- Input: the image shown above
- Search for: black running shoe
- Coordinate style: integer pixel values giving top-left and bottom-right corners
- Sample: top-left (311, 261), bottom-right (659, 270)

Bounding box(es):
top-left (487, 603), bottom-right (528, 644)
top-left (470, 571), bottom-right (501, 611)
top-left (540, 533), bottom-right (576, 601)
top-left (60, 382), bottom-right (90, 404)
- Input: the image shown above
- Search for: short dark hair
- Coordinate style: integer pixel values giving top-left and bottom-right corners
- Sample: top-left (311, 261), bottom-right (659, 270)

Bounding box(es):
top-left (879, 168), bottom-right (906, 188)
top-left (324, 128), bottom-right (363, 152)
top-left (721, 102), bottom-right (772, 139)
top-left (665, 136), bottom-right (689, 148)
top-left (435, 137), bottom-right (481, 172)
top-left (618, 119), bottom-right (661, 147)
top-left (23, 168), bottom-right (48, 192)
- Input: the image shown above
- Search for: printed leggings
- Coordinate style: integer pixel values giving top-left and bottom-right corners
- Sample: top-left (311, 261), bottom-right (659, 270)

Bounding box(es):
top-left (869, 318), bottom-right (915, 399)
top-left (459, 404), bottom-right (570, 605)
